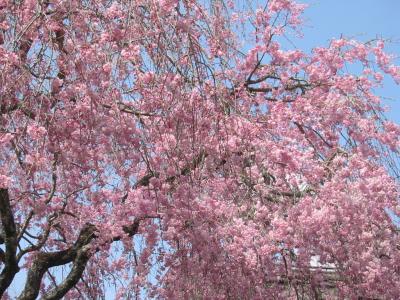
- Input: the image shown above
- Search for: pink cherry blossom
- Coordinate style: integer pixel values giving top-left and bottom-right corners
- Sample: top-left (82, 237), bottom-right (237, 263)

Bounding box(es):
top-left (0, 0), bottom-right (399, 299)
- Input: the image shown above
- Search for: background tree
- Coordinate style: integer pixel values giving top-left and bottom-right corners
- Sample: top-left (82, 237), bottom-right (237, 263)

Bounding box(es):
top-left (0, 0), bottom-right (400, 298)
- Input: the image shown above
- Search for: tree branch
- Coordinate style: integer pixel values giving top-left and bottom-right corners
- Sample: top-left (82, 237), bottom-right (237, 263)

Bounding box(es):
top-left (0, 189), bottom-right (19, 297)
top-left (17, 214), bottom-right (145, 300)
top-left (35, 218), bottom-right (144, 300)
top-left (17, 223), bottom-right (96, 300)
top-left (40, 245), bottom-right (92, 300)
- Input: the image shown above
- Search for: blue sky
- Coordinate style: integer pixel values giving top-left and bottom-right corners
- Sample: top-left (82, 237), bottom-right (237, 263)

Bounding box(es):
top-left (296, 0), bottom-right (400, 123)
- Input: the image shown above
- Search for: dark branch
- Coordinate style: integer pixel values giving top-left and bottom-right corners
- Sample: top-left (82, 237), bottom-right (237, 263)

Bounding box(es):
top-left (40, 245), bottom-right (91, 300)
top-left (102, 103), bottom-right (156, 118)
top-left (36, 218), bottom-right (144, 300)
top-left (131, 150), bottom-right (207, 190)
top-left (17, 224), bottom-right (96, 300)
top-left (0, 103), bottom-right (19, 116)
top-left (0, 189), bottom-right (19, 297)
top-left (17, 215), bottom-right (145, 300)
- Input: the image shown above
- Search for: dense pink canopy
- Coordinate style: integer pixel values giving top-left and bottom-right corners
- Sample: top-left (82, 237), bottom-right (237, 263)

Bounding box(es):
top-left (0, 0), bottom-right (399, 298)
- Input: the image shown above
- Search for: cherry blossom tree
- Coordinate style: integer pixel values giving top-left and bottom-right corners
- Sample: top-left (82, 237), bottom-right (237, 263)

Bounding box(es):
top-left (1, 0), bottom-right (400, 298)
